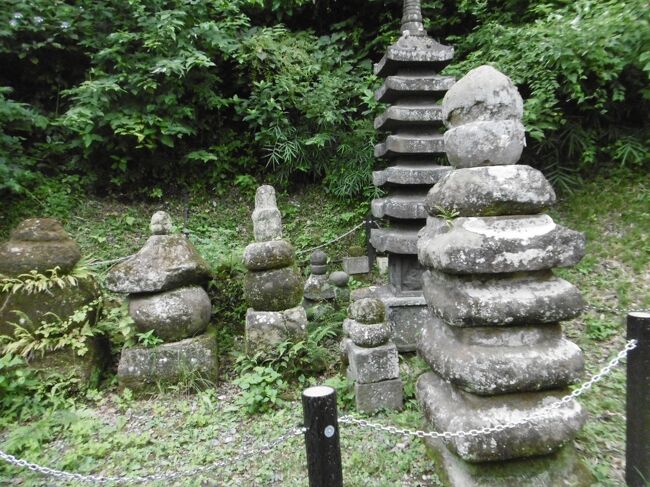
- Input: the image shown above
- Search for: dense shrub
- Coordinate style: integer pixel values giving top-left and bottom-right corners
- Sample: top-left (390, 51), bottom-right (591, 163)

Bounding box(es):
top-left (1, 0), bottom-right (648, 198)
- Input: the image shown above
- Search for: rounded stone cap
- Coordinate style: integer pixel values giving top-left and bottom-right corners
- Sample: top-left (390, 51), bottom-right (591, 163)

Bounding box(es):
top-left (349, 298), bottom-right (386, 324)
top-left (329, 271), bottom-right (349, 288)
top-left (150, 211), bottom-right (172, 235)
top-left (310, 250), bottom-right (328, 266)
top-left (345, 318), bottom-right (391, 347)
top-left (11, 218), bottom-right (70, 241)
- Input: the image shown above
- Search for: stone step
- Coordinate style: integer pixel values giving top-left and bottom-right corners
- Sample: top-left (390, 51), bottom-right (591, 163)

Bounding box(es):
top-left (375, 75), bottom-right (456, 103)
top-left (418, 215), bottom-right (586, 274)
top-left (417, 317), bottom-right (584, 395)
top-left (370, 226), bottom-right (421, 254)
top-left (375, 133), bottom-right (445, 159)
top-left (422, 269), bottom-right (584, 326)
top-left (374, 104), bottom-right (444, 131)
top-left (373, 164), bottom-right (451, 187)
top-left (371, 192), bottom-right (429, 219)
top-left (416, 371), bottom-right (586, 462)
top-left (374, 36), bottom-right (453, 77)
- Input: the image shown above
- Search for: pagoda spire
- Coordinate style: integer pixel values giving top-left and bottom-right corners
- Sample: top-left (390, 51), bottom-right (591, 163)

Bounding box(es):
top-left (401, 0), bottom-right (425, 35)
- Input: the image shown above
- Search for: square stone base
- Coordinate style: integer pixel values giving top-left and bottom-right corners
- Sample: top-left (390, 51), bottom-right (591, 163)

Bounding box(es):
top-left (347, 341), bottom-right (399, 384)
top-left (424, 437), bottom-right (593, 487)
top-left (352, 286), bottom-right (428, 351)
top-left (355, 379), bottom-right (403, 414)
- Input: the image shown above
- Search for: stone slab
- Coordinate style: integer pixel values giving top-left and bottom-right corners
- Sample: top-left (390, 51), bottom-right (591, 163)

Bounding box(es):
top-left (372, 192), bottom-right (429, 220)
top-left (342, 256), bottom-right (370, 275)
top-left (373, 164), bottom-right (451, 187)
top-left (375, 133), bottom-right (445, 159)
top-left (303, 273), bottom-right (335, 301)
top-left (375, 75), bottom-right (456, 103)
top-left (422, 269), bottom-right (584, 326)
top-left (117, 334), bottom-right (218, 393)
top-left (374, 35), bottom-right (454, 77)
top-left (374, 104), bottom-right (443, 131)
top-left (425, 439), bottom-right (594, 487)
top-left (347, 341), bottom-right (399, 384)
top-left (0, 239), bottom-right (81, 276)
top-left (370, 226), bottom-right (420, 255)
top-left (418, 215), bottom-right (585, 274)
top-left (426, 165), bottom-right (555, 216)
top-left (417, 317), bottom-right (584, 395)
top-left (245, 306), bottom-right (308, 354)
top-left (355, 379), bottom-right (404, 414)
top-left (416, 372), bottom-right (586, 462)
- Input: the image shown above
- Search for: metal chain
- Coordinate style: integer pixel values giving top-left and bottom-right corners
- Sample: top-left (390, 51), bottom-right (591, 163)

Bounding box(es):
top-left (340, 339), bottom-right (638, 440)
top-left (0, 426), bottom-right (305, 485)
top-left (296, 221), bottom-right (366, 256)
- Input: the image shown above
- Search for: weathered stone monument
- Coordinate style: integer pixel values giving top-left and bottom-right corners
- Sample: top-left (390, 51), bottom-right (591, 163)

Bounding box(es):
top-left (415, 65), bottom-right (591, 485)
top-left (303, 250), bottom-right (335, 311)
top-left (342, 298), bottom-right (403, 413)
top-left (0, 218), bottom-right (105, 381)
top-left (106, 211), bottom-right (217, 392)
top-left (364, 0), bottom-right (456, 350)
top-left (244, 185), bottom-right (307, 353)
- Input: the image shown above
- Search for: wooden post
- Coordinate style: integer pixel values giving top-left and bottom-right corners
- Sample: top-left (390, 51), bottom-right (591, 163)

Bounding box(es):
top-left (626, 311), bottom-right (650, 487)
top-left (302, 386), bottom-right (343, 487)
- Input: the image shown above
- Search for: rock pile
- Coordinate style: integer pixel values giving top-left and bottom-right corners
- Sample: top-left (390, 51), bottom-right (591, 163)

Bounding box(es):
top-left (106, 211), bottom-right (217, 392)
top-left (0, 218), bottom-right (104, 381)
top-left (415, 65), bottom-right (591, 484)
top-left (342, 298), bottom-right (403, 413)
top-left (244, 186), bottom-right (307, 353)
top-left (365, 0), bottom-right (456, 351)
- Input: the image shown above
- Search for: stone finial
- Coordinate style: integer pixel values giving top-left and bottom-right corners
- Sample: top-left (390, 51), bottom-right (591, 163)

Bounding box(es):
top-left (329, 271), bottom-right (350, 288)
top-left (349, 298), bottom-right (386, 324)
top-left (442, 65), bottom-right (526, 168)
top-left (310, 250), bottom-right (328, 275)
top-left (401, 0), bottom-right (425, 35)
top-left (252, 185), bottom-right (282, 242)
top-left (150, 211), bottom-right (173, 235)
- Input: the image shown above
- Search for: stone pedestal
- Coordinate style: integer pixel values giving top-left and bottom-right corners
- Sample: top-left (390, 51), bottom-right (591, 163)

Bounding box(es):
top-left (415, 65), bottom-right (592, 484)
top-left (367, 0), bottom-right (455, 350)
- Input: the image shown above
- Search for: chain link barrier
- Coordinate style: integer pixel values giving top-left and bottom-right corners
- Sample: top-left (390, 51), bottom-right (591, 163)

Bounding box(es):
top-left (0, 426), bottom-right (305, 485)
top-left (339, 339), bottom-right (638, 440)
top-left (296, 221), bottom-right (366, 257)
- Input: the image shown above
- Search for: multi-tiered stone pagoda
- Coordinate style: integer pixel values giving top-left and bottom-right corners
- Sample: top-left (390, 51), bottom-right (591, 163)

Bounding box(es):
top-left (367, 0), bottom-right (455, 350)
top-left (415, 65), bottom-right (592, 485)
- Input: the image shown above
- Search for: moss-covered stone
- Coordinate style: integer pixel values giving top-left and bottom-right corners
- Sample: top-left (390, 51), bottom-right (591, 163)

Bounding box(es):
top-left (244, 267), bottom-right (303, 311)
top-left (0, 276), bottom-right (102, 338)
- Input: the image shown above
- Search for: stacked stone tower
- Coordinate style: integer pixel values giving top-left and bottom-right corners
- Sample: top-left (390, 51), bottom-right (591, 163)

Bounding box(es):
top-left (367, 0), bottom-right (455, 350)
top-left (244, 185), bottom-right (307, 353)
top-left (415, 66), bottom-right (591, 484)
top-left (342, 298), bottom-right (403, 414)
top-left (106, 212), bottom-right (217, 392)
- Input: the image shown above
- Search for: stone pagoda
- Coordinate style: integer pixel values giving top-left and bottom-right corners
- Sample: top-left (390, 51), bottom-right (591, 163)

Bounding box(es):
top-left (415, 65), bottom-right (592, 485)
top-left (366, 0), bottom-right (455, 351)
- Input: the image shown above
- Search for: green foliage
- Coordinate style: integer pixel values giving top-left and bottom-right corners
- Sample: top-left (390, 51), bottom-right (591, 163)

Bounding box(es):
top-left (0, 353), bottom-right (42, 421)
top-left (233, 365), bottom-right (287, 414)
top-left (134, 329), bottom-right (164, 348)
top-left (0, 263), bottom-right (92, 295)
top-left (446, 0), bottom-right (650, 181)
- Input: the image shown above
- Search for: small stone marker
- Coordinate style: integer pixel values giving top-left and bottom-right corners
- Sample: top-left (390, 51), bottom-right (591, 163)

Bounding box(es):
top-left (415, 65), bottom-right (591, 485)
top-left (342, 298), bottom-right (403, 413)
top-left (303, 251), bottom-right (335, 312)
top-left (107, 212), bottom-right (217, 392)
top-left (244, 186), bottom-right (307, 354)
